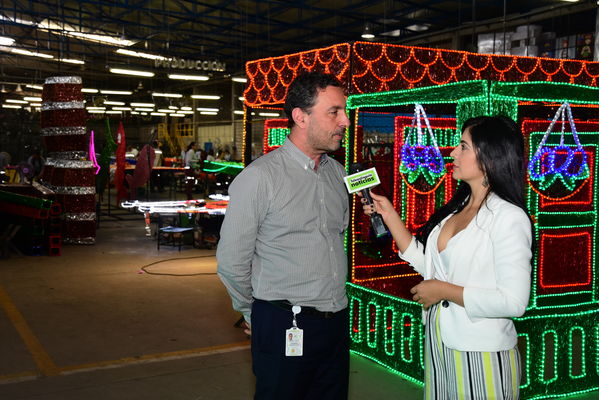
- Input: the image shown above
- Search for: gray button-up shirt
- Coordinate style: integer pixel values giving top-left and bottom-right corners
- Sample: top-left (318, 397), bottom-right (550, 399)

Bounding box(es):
top-left (217, 138), bottom-right (349, 323)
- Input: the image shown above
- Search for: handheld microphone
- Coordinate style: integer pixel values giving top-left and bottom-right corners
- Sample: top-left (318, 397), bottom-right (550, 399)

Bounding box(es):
top-left (348, 163), bottom-right (389, 238)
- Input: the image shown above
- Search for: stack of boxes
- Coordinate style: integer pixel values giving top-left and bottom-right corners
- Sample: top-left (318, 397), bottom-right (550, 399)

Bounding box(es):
top-left (478, 25), bottom-right (594, 61)
top-left (40, 76), bottom-right (97, 244)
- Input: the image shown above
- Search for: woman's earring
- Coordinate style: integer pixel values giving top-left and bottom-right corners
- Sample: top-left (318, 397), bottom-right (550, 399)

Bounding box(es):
top-left (482, 175), bottom-right (489, 188)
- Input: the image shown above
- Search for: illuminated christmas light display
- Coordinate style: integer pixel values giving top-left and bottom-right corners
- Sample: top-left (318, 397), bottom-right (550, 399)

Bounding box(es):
top-left (399, 104), bottom-right (446, 188)
top-left (243, 42), bottom-right (599, 399)
top-left (528, 103), bottom-right (589, 193)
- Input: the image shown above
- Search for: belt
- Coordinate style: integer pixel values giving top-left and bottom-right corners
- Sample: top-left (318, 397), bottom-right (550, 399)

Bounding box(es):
top-left (258, 299), bottom-right (341, 319)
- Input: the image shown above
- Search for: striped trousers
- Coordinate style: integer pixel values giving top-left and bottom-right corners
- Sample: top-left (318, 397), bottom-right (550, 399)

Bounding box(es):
top-left (424, 304), bottom-right (521, 400)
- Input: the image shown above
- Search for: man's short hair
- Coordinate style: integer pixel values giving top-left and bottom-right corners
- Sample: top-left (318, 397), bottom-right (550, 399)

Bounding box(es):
top-left (284, 72), bottom-right (343, 129)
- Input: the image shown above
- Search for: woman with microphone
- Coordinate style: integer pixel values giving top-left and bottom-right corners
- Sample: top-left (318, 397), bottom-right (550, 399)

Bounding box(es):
top-left (362, 115), bottom-right (532, 399)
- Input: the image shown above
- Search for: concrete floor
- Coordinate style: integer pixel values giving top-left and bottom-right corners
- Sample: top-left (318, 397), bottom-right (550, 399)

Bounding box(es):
top-left (0, 205), bottom-right (597, 400)
top-left (0, 206), bottom-right (423, 400)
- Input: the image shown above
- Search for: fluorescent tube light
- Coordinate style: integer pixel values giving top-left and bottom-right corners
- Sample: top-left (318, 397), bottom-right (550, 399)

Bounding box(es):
top-left (112, 107), bottom-right (132, 111)
top-left (100, 90), bottom-right (132, 95)
top-left (191, 95), bottom-right (221, 100)
top-left (196, 107), bottom-right (219, 112)
top-left (259, 112), bottom-right (280, 117)
top-left (234, 110), bottom-right (245, 115)
top-left (6, 99), bottom-right (28, 104)
top-left (11, 48), bottom-right (54, 59)
top-left (150, 112), bottom-right (166, 116)
top-left (152, 92), bottom-right (183, 98)
top-left (232, 77), bottom-right (247, 83)
top-left (134, 107), bottom-right (154, 112)
top-left (180, 106), bottom-right (192, 111)
top-left (109, 68), bottom-right (154, 77)
top-left (25, 84), bottom-right (43, 90)
top-left (24, 97), bottom-right (42, 102)
top-left (103, 101), bottom-right (125, 106)
top-left (131, 102), bottom-right (155, 107)
top-left (200, 111), bottom-right (218, 115)
top-left (82, 88), bottom-right (99, 93)
top-left (168, 74), bottom-right (209, 81)
top-left (58, 58), bottom-right (85, 65)
top-left (116, 49), bottom-right (167, 60)
top-left (0, 36), bottom-right (15, 46)
top-left (2, 104), bottom-right (22, 109)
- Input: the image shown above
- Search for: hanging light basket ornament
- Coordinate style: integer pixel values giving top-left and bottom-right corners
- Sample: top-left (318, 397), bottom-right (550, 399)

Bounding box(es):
top-left (528, 102), bottom-right (589, 200)
top-left (400, 103), bottom-right (446, 193)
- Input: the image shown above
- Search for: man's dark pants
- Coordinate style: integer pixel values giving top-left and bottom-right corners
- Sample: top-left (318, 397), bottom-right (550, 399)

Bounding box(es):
top-left (251, 298), bottom-right (349, 400)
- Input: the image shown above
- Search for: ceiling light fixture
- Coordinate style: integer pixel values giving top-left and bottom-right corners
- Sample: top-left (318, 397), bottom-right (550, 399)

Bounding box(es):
top-left (233, 110), bottom-right (244, 115)
top-left (112, 107), bottom-right (132, 111)
top-left (231, 77), bottom-right (247, 83)
top-left (180, 106), bottom-right (192, 111)
top-left (25, 84), bottom-right (43, 90)
top-left (150, 112), bottom-right (166, 116)
top-left (168, 74), bottom-right (209, 81)
top-left (109, 67), bottom-right (154, 77)
top-left (57, 58), bottom-right (85, 65)
top-left (361, 24), bottom-right (375, 40)
top-left (196, 107), bottom-right (219, 112)
top-left (82, 88), bottom-right (99, 93)
top-left (15, 84), bottom-right (23, 93)
top-left (2, 104), bottom-right (22, 109)
top-left (131, 102), bottom-right (155, 107)
top-left (6, 99), bottom-right (28, 104)
top-left (24, 96), bottom-right (42, 102)
top-left (100, 90), bottom-right (133, 95)
top-left (116, 48), bottom-right (166, 60)
top-left (191, 94), bottom-right (221, 100)
top-left (134, 107), bottom-right (154, 112)
top-left (405, 23), bottom-right (430, 32)
top-left (259, 112), bottom-right (280, 117)
top-left (199, 111), bottom-right (218, 115)
top-left (11, 48), bottom-right (54, 59)
top-left (0, 36), bottom-right (15, 46)
top-left (152, 92), bottom-right (183, 98)
top-left (103, 101), bottom-right (126, 106)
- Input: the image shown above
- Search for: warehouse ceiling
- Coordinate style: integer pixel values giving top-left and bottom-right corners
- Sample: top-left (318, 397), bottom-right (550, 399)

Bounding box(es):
top-left (0, 0), bottom-right (596, 101)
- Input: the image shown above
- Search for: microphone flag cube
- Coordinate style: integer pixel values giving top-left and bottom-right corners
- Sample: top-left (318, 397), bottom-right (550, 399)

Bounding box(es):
top-left (343, 167), bottom-right (381, 194)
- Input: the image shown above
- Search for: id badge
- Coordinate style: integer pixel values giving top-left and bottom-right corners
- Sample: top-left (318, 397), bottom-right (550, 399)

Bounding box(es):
top-left (285, 327), bottom-right (303, 356)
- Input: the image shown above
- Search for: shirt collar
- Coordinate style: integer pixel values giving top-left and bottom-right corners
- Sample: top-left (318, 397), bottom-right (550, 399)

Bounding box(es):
top-left (282, 137), bottom-right (329, 170)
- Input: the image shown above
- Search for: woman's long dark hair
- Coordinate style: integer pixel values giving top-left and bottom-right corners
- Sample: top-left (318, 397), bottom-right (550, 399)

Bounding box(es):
top-left (416, 115), bottom-right (529, 246)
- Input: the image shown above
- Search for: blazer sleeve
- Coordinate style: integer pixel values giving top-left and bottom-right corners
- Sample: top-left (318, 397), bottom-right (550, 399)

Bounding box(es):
top-left (398, 236), bottom-right (426, 276)
top-left (463, 206), bottom-right (532, 318)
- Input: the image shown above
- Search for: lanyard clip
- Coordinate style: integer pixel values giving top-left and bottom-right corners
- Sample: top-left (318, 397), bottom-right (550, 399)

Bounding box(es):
top-left (291, 305), bottom-right (301, 328)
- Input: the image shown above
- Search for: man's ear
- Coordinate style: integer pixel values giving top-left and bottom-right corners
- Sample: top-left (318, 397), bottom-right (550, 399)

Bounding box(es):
top-left (292, 107), bottom-right (307, 128)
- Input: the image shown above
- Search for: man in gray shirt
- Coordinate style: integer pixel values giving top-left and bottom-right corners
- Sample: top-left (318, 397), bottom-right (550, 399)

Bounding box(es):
top-left (217, 72), bottom-right (350, 399)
